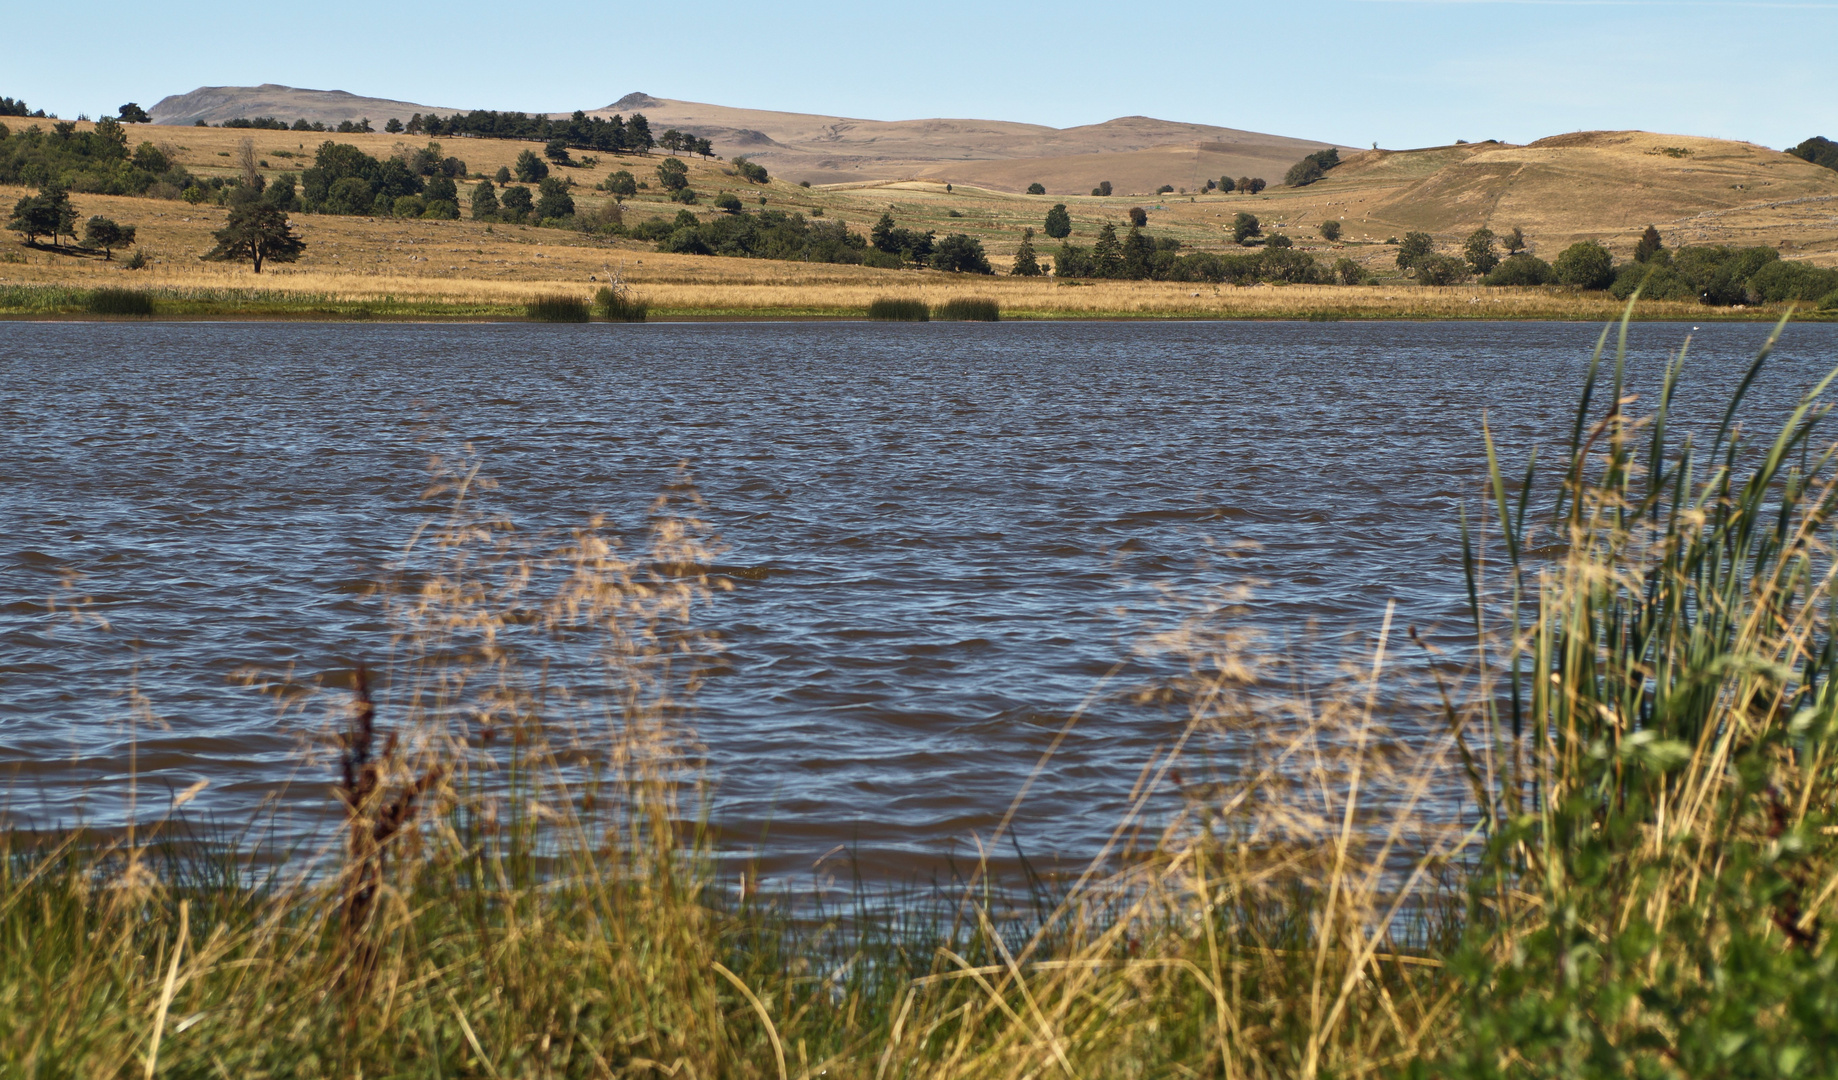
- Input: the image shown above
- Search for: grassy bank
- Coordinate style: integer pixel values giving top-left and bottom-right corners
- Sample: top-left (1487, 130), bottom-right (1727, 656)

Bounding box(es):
top-left (9, 308), bottom-right (1838, 1076)
top-left (2, 279), bottom-right (1829, 322)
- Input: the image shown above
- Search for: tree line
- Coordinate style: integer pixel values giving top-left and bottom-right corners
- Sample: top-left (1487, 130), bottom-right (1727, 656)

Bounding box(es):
top-left (1393, 224), bottom-right (1838, 307)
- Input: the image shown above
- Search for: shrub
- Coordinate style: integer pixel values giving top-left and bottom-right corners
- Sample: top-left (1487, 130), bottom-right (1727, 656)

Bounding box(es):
top-left (1609, 260), bottom-right (1696, 301)
top-left (1482, 253), bottom-right (1556, 286)
top-left (933, 296), bottom-right (999, 321)
top-left (669, 187), bottom-right (698, 205)
top-left (1748, 258), bottom-right (1838, 303)
top-left (1553, 240), bottom-right (1615, 289)
top-left (1333, 257), bottom-right (1364, 285)
top-left (421, 199), bottom-right (459, 220)
top-left (1822, 288), bottom-right (1838, 310)
top-left (392, 195), bottom-right (427, 218)
top-left (1093, 181), bottom-right (1112, 197)
top-left (1413, 253), bottom-right (1469, 286)
top-left (1026, 182), bottom-right (1046, 195)
top-left (121, 247), bottom-right (149, 270)
top-left (593, 286), bottom-right (647, 322)
top-left (626, 217), bottom-right (675, 242)
top-left (866, 297), bottom-right (928, 321)
top-left (1265, 233), bottom-right (1293, 249)
top-left (714, 192), bottom-right (742, 214)
top-left (1233, 212), bottom-right (1261, 245)
top-left (1128, 207), bottom-right (1147, 227)
top-left (526, 294), bottom-right (589, 322)
top-left (1319, 220), bottom-right (1342, 242)
top-left (1284, 147), bottom-right (1340, 187)
top-left (84, 287), bottom-right (153, 315)
top-left (731, 156), bottom-right (768, 184)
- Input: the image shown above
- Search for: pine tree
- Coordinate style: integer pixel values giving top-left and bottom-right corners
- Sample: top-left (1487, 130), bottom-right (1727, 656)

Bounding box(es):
top-left (202, 201), bottom-right (305, 272)
top-left (1634, 225), bottom-right (1663, 263)
top-left (1092, 223), bottom-right (1123, 277)
top-left (872, 212), bottom-right (897, 251)
top-left (80, 216), bottom-right (135, 259)
top-left (1011, 227), bottom-right (1041, 276)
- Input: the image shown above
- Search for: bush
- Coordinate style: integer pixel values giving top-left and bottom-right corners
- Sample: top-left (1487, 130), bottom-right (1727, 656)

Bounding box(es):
top-left (1748, 258), bottom-right (1838, 303)
top-left (930, 233), bottom-right (992, 274)
top-left (626, 217), bottom-right (675, 242)
top-left (84, 287), bottom-right (154, 315)
top-left (1284, 148), bottom-right (1341, 187)
top-left (866, 297), bottom-right (929, 321)
top-left (933, 297), bottom-right (999, 321)
top-left (1821, 289), bottom-right (1838, 311)
top-left (1319, 220), bottom-right (1341, 242)
top-left (670, 187), bottom-right (698, 205)
top-left (1233, 213), bottom-right (1261, 245)
top-left (393, 195), bottom-right (427, 218)
top-left (1026, 182), bottom-right (1046, 195)
top-left (1333, 258), bottom-right (1364, 285)
top-left (1482, 253), bottom-right (1556, 287)
top-left (421, 199), bottom-right (459, 220)
top-left (1128, 207), bottom-right (1147, 227)
top-left (731, 156), bottom-right (768, 184)
top-left (1413, 254), bottom-right (1469, 285)
top-left (714, 192), bottom-right (742, 214)
top-left (593, 286), bottom-right (647, 322)
top-left (526, 294), bottom-right (590, 322)
top-left (1553, 240), bottom-right (1615, 289)
top-left (1609, 260), bottom-right (1696, 302)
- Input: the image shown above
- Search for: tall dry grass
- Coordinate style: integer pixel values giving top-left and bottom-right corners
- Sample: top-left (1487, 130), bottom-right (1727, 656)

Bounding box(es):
top-left (7, 304), bottom-right (1838, 1076)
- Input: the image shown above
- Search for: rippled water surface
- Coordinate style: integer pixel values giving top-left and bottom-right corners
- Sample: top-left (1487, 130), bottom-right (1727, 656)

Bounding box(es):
top-left (5, 320), bottom-right (1835, 877)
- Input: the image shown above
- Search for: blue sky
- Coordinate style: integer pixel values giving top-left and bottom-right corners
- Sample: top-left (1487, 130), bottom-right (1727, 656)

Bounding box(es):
top-left (12, 0), bottom-right (1835, 150)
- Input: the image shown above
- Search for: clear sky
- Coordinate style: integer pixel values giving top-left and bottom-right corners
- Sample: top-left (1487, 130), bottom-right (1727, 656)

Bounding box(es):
top-left (11, 0), bottom-right (1835, 151)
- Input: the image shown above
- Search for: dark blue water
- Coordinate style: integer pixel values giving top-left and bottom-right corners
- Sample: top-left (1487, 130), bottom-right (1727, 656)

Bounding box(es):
top-left (3, 319), bottom-right (1834, 878)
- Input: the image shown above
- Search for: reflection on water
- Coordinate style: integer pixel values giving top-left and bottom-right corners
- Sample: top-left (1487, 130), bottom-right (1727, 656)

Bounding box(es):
top-left (3, 319), bottom-right (1832, 879)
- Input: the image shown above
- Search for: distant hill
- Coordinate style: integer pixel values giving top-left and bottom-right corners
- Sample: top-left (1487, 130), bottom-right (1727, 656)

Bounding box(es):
top-left (148, 84), bottom-right (459, 127)
top-left (145, 84), bottom-right (1349, 192)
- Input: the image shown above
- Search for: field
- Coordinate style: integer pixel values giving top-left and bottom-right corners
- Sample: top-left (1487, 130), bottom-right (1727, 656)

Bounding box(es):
top-left (4, 122), bottom-right (1837, 320)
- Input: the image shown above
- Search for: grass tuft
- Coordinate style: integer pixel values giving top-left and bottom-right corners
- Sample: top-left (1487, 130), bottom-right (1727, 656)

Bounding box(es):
top-left (525, 293), bottom-right (591, 322)
top-left (866, 296), bottom-right (929, 321)
top-left (933, 296), bottom-right (1000, 321)
top-left (84, 288), bottom-right (155, 316)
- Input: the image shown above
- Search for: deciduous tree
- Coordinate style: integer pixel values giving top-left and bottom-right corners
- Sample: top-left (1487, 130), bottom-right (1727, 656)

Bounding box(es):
top-left (1396, 231), bottom-right (1434, 269)
top-left (1463, 228), bottom-right (1499, 275)
top-left (116, 102), bottom-right (150, 123)
top-left (1320, 220), bottom-right (1342, 242)
top-left (1026, 182), bottom-right (1045, 195)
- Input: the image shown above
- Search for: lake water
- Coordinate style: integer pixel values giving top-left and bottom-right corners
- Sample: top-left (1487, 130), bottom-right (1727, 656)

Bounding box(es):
top-left (4, 319), bottom-right (1835, 880)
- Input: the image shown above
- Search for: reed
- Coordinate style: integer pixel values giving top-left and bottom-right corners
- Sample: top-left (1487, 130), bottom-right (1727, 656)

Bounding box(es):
top-left (594, 284), bottom-right (649, 322)
top-left (932, 296), bottom-right (1000, 322)
top-left (83, 288), bottom-right (157, 316)
top-left (526, 292), bottom-right (592, 322)
top-left (7, 304), bottom-right (1838, 1074)
top-left (866, 296), bottom-right (929, 321)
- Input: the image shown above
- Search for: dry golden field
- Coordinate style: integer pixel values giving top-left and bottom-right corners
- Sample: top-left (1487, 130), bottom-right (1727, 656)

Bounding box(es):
top-left (4, 121), bottom-right (1835, 318)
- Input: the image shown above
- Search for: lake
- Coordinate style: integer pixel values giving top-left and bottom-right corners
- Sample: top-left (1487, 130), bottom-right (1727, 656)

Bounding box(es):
top-left (4, 319), bottom-right (1834, 881)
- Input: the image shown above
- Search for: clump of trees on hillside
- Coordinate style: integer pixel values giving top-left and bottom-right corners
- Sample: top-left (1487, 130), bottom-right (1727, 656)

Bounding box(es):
top-left (1788, 136), bottom-right (1838, 171)
top-left (296, 141), bottom-right (467, 218)
top-left (0, 97), bottom-right (48, 118)
top-left (398, 109), bottom-right (661, 158)
top-left (1284, 148), bottom-right (1341, 187)
top-left (0, 117), bottom-right (196, 197)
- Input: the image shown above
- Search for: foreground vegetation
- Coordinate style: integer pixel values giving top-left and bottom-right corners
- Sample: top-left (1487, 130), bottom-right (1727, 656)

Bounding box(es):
top-left (9, 306), bottom-right (1838, 1076)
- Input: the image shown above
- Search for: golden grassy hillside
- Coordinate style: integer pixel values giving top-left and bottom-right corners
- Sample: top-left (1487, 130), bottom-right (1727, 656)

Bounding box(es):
top-left (4, 122), bottom-right (1834, 318)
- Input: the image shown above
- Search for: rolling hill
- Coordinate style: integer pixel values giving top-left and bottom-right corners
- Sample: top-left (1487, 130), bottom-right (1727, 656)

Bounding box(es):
top-left (145, 85), bottom-right (1350, 193)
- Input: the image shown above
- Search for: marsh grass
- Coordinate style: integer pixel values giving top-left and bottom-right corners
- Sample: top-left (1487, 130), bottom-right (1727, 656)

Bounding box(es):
top-left (83, 288), bottom-right (156, 316)
top-left (932, 296), bottom-right (1000, 322)
top-left (526, 293), bottom-right (592, 322)
top-left (866, 296), bottom-right (930, 321)
top-left (9, 303), bottom-right (1838, 1075)
top-left (594, 284), bottom-right (649, 322)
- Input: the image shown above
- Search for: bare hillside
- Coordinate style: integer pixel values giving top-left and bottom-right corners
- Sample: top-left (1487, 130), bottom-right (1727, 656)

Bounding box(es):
top-left (143, 85), bottom-right (1348, 191)
top-left (148, 84), bottom-right (459, 127)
